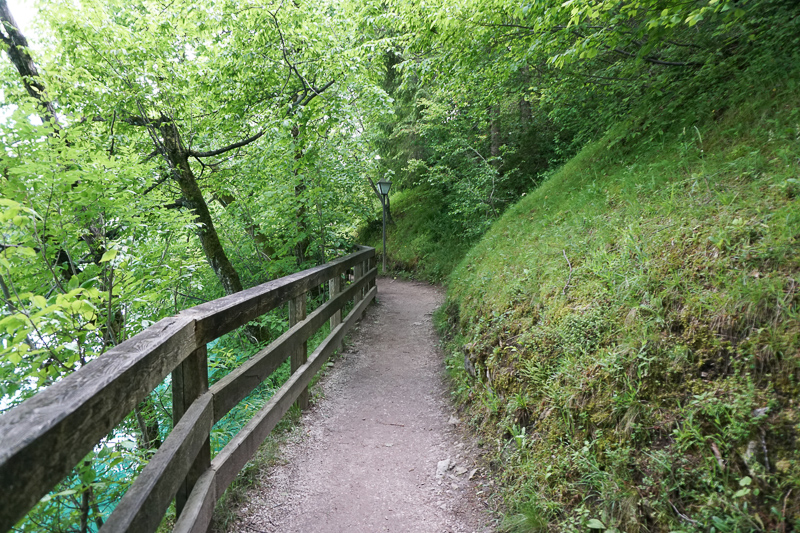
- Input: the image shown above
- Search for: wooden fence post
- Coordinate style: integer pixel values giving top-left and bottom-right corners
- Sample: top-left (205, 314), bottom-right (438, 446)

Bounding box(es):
top-left (353, 262), bottom-right (364, 303)
top-left (289, 293), bottom-right (308, 409)
top-left (329, 274), bottom-right (342, 330)
top-left (172, 344), bottom-right (210, 519)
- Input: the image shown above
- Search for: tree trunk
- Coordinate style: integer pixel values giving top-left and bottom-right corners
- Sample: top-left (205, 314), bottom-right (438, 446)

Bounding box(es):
top-left (0, 0), bottom-right (59, 125)
top-left (159, 125), bottom-right (270, 343)
top-left (490, 105), bottom-right (501, 169)
top-left (519, 98), bottom-right (532, 128)
top-left (160, 122), bottom-right (244, 295)
top-left (134, 398), bottom-right (161, 450)
top-left (291, 124), bottom-right (310, 267)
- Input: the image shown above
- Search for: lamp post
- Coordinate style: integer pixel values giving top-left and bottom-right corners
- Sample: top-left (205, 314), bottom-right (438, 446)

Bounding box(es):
top-left (376, 178), bottom-right (392, 273)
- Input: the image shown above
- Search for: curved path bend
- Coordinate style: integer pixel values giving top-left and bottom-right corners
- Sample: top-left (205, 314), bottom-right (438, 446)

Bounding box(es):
top-left (228, 278), bottom-right (494, 533)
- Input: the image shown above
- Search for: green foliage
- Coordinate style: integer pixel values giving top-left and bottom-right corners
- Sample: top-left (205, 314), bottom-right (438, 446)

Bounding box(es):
top-left (1, 0), bottom-right (390, 529)
top-left (358, 0), bottom-right (800, 284)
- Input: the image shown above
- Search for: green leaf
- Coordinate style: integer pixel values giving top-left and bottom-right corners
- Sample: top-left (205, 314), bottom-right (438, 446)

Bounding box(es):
top-left (99, 249), bottom-right (118, 263)
top-left (0, 198), bottom-right (21, 208)
top-left (587, 519), bottom-right (606, 529)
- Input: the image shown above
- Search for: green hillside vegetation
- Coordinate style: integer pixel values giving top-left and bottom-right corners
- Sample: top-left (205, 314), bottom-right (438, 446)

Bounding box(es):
top-left (441, 81), bottom-right (800, 531)
top-left (361, 186), bottom-right (475, 282)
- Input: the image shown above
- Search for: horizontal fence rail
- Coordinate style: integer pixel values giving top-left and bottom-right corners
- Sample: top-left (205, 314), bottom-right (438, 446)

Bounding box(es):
top-left (0, 246), bottom-right (377, 532)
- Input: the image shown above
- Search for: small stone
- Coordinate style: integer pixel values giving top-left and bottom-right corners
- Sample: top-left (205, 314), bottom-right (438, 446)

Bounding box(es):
top-left (413, 322), bottom-right (422, 326)
top-left (455, 466), bottom-right (468, 476)
top-left (752, 407), bottom-right (769, 418)
top-left (468, 468), bottom-right (478, 480)
top-left (448, 415), bottom-right (459, 426)
top-left (436, 458), bottom-right (451, 477)
top-left (451, 483), bottom-right (459, 489)
top-left (385, 443), bottom-right (393, 447)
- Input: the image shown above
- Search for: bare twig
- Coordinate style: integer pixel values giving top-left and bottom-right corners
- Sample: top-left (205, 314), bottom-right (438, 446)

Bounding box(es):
top-left (101, 265), bottom-right (117, 354)
top-left (562, 250), bottom-right (573, 295)
top-left (780, 489), bottom-right (792, 533)
top-left (710, 441), bottom-right (725, 469)
top-left (108, 110), bottom-right (116, 156)
top-left (378, 421), bottom-right (405, 427)
top-left (670, 501), bottom-right (699, 525)
top-left (142, 174), bottom-right (170, 196)
top-left (176, 291), bottom-right (208, 303)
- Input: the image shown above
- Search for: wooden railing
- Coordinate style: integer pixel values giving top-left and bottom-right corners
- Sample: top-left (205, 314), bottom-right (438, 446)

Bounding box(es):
top-left (0, 246), bottom-right (377, 532)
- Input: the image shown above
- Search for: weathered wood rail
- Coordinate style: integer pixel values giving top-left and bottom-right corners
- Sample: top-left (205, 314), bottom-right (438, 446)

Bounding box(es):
top-left (0, 246), bottom-right (377, 532)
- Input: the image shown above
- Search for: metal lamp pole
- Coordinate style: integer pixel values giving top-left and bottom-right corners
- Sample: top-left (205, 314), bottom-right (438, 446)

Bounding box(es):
top-left (376, 178), bottom-right (392, 273)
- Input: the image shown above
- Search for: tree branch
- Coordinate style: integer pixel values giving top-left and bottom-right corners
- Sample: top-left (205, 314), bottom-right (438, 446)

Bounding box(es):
top-left (185, 77), bottom-right (335, 159)
top-left (142, 174), bottom-right (169, 195)
top-left (186, 128), bottom-right (266, 158)
top-left (612, 46), bottom-right (703, 67)
top-left (0, 0), bottom-right (60, 125)
top-left (299, 79), bottom-right (335, 108)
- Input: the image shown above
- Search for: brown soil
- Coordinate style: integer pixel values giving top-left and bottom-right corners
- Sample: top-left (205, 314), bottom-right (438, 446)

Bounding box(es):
top-left (228, 278), bottom-right (496, 533)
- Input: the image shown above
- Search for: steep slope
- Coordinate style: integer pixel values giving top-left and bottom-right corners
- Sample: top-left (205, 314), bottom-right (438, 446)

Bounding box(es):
top-left (440, 82), bottom-right (800, 530)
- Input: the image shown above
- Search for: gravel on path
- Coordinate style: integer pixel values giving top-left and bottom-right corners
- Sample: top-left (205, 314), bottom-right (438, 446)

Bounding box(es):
top-left (227, 278), bottom-right (495, 533)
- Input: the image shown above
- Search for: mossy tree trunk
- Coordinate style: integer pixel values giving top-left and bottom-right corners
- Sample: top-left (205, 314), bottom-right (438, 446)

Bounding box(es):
top-left (161, 122), bottom-right (244, 295)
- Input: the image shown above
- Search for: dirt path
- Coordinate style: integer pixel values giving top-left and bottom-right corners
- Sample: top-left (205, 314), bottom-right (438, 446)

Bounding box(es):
top-left (229, 278), bottom-right (495, 533)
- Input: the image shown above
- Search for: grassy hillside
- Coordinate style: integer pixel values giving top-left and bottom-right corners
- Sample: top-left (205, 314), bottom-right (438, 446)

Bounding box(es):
top-left (360, 185), bottom-right (476, 282)
top-left (438, 80), bottom-right (800, 530)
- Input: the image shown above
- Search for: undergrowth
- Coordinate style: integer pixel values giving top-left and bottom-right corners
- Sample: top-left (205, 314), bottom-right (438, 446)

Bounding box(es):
top-left (360, 185), bottom-right (476, 282)
top-left (438, 63), bottom-right (800, 531)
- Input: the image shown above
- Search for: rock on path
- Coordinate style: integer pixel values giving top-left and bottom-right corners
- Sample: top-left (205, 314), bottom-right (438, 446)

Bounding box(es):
top-left (228, 278), bottom-right (494, 533)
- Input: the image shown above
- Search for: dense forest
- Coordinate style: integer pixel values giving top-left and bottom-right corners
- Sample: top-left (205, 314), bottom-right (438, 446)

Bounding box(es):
top-left (1, 0), bottom-right (799, 531)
